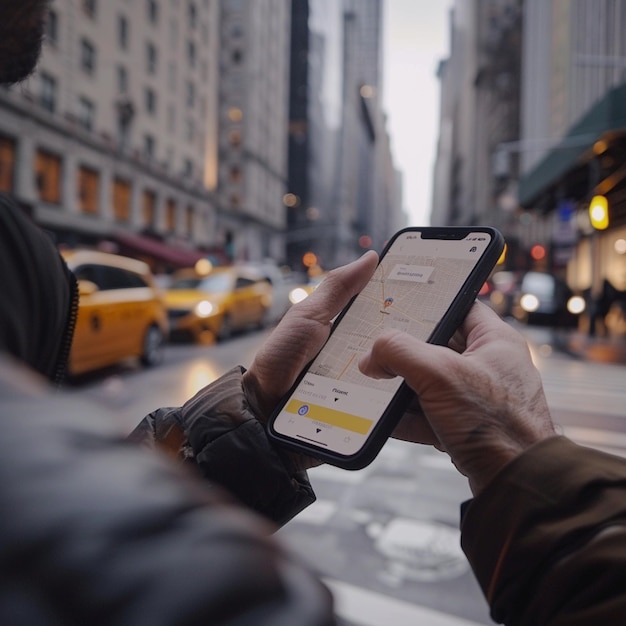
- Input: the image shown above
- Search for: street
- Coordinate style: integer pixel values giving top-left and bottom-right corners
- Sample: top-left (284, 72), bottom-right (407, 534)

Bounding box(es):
top-left (69, 322), bottom-right (626, 626)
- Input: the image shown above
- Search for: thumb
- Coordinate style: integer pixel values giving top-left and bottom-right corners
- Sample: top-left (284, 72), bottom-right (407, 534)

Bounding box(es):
top-left (358, 329), bottom-right (461, 396)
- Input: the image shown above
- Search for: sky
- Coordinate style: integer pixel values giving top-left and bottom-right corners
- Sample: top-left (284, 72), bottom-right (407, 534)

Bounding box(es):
top-left (383, 1), bottom-right (453, 226)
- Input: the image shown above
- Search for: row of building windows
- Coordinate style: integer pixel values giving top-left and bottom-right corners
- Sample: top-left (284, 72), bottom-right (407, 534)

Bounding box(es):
top-left (0, 137), bottom-right (196, 234)
top-left (70, 0), bottom-right (202, 33)
top-left (46, 9), bottom-right (206, 79)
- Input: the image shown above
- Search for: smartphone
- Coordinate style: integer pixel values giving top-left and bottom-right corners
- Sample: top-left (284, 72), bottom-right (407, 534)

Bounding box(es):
top-left (268, 226), bottom-right (505, 470)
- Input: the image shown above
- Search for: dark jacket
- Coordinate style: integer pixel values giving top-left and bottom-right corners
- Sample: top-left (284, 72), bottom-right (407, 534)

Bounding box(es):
top-left (0, 357), bottom-right (335, 625)
top-left (462, 436), bottom-right (626, 625)
top-left (128, 366), bottom-right (315, 527)
top-left (0, 193), bottom-right (78, 385)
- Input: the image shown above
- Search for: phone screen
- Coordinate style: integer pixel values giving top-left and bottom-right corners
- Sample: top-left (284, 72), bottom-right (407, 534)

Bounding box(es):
top-left (270, 229), bottom-right (495, 458)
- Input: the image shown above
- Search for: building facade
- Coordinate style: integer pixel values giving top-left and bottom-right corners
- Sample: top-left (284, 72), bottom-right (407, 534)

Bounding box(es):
top-left (431, 0), bottom-right (626, 335)
top-left (285, 0), bottom-right (403, 272)
top-left (216, 0), bottom-right (291, 264)
top-left (431, 0), bottom-right (522, 244)
top-left (0, 0), bottom-right (223, 271)
top-left (518, 0), bottom-right (626, 332)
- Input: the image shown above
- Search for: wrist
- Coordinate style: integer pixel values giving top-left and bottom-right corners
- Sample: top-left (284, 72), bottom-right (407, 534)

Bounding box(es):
top-left (465, 429), bottom-right (556, 495)
top-left (241, 369), bottom-right (270, 423)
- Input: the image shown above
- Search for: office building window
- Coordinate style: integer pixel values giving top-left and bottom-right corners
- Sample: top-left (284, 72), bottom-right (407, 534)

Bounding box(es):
top-left (187, 40), bottom-right (196, 67)
top-left (46, 9), bottom-right (59, 45)
top-left (146, 42), bottom-right (158, 74)
top-left (0, 136), bottom-right (15, 193)
top-left (39, 72), bottom-right (57, 113)
top-left (228, 129), bottom-right (241, 148)
top-left (165, 198), bottom-right (176, 232)
top-left (183, 159), bottom-right (193, 178)
top-left (80, 39), bottom-right (96, 74)
top-left (229, 193), bottom-right (241, 209)
top-left (142, 189), bottom-right (156, 228)
top-left (118, 15), bottom-right (129, 49)
top-left (112, 178), bottom-right (131, 222)
top-left (77, 166), bottom-right (99, 215)
top-left (186, 80), bottom-right (195, 108)
top-left (144, 134), bottom-right (155, 160)
top-left (147, 0), bottom-right (159, 25)
top-left (185, 204), bottom-right (194, 235)
top-left (145, 87), bottom-right (157, 115)
top-left (82, 0), bottom-right (97, 18)
top-left (77, 97), bottom-right (95, 131)
top-left (229, 164), bottom-right (242, 184)
top-left (35, 149), bottom-right (62, 204)
top-left (188, 2), bottom-right (197, 28)
top-left (117, 65), bottom-right (128, 93)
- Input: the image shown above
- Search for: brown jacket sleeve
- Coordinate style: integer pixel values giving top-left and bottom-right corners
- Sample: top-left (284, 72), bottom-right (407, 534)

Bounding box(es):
top-left (461, 436), bottom-right (626, 625)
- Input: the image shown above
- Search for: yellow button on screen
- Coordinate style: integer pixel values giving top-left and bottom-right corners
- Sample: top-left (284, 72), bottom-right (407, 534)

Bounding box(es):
top-left (285, 399), bottom-right (373, 435)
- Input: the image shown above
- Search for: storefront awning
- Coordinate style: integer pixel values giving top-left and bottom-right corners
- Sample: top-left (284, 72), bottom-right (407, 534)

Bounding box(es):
top-left (518, 83), bottom-right (626, 208)
top-left (113, 230), bottom-right (208, 269)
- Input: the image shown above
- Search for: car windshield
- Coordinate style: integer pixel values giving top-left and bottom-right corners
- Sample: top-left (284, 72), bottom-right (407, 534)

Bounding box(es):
top-left (170, 273), bottom-right (233, 293)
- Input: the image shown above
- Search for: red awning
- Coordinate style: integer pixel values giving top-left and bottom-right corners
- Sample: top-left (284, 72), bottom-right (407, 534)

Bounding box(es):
top-left (113, 231), bottom-right (207, 269)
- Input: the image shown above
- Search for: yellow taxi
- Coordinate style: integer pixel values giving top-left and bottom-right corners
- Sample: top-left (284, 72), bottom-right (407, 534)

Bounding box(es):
top-left (164, 266), bottom-right (272, 343)
top-left (61, 249), bottom-right (169, 376)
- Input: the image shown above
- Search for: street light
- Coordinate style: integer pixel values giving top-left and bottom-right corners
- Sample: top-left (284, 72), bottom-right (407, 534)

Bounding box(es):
top-left (589, 194), bottom-right (609, 230)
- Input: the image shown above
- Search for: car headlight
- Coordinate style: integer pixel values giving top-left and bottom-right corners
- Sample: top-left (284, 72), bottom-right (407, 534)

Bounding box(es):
top-left (289, 287), bottom-right (310, 304)
top-left (567, 295), bottom-right (586, 315)
top-left (520, 293), bottom-right (540, 313)
top-left (194, 300), bottom-right (214, 318)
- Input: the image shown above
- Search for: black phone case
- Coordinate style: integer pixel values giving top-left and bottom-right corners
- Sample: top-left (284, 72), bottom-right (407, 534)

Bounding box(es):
top-left (267, 226), bottom-right (505, 470)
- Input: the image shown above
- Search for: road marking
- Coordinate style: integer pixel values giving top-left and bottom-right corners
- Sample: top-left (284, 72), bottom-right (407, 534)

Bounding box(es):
top-left (324, 578), bottom-right (487, 626)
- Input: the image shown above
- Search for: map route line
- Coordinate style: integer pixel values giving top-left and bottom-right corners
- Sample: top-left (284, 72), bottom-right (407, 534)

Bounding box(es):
top-left (337, 352), bottom-right (357, 380)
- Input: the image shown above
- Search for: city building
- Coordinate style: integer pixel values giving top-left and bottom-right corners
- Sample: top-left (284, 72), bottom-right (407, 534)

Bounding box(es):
top-left (216, 0), bottom-right (291, 264)
top-left (285, 0), bottom-right (403, 272)
top-left (0, 0), bottom-right (222, 271)
top-left (431, 0), bottom-right (523, 253)
top-left (517, 0), bottom-right (626, 327)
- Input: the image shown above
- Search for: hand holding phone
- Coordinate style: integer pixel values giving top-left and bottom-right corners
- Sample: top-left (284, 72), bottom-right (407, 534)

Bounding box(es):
top-left (268, 227), bottom-right (505, 470)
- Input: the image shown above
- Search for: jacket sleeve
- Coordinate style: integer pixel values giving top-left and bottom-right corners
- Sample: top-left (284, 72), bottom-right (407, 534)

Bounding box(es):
top-left (128, 366), bottom-right (316, 527)
top-left (461, 436), bottom-right (626, 625)
top-left (0, 364), bottom-right (334, 626)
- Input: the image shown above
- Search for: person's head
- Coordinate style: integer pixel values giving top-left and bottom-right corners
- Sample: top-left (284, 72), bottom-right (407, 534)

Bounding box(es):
top-left (0, 0), bottom-right (49, 85)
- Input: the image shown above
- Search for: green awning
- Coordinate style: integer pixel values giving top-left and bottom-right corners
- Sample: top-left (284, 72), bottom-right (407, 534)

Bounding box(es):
top-left (518, 83), bottom-right (626, 208)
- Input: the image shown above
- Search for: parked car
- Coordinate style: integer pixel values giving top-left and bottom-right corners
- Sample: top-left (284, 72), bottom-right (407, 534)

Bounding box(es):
top-left (512, 271), bottom-right (585, 327)
top-left (62, 249), bottom-right (169, 376)
top-left (164, 266), bottom-right (273, 342)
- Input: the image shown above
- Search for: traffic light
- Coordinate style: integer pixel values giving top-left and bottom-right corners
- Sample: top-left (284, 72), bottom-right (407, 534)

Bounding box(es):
top-left (589, 195), bottom-right (609, 230)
